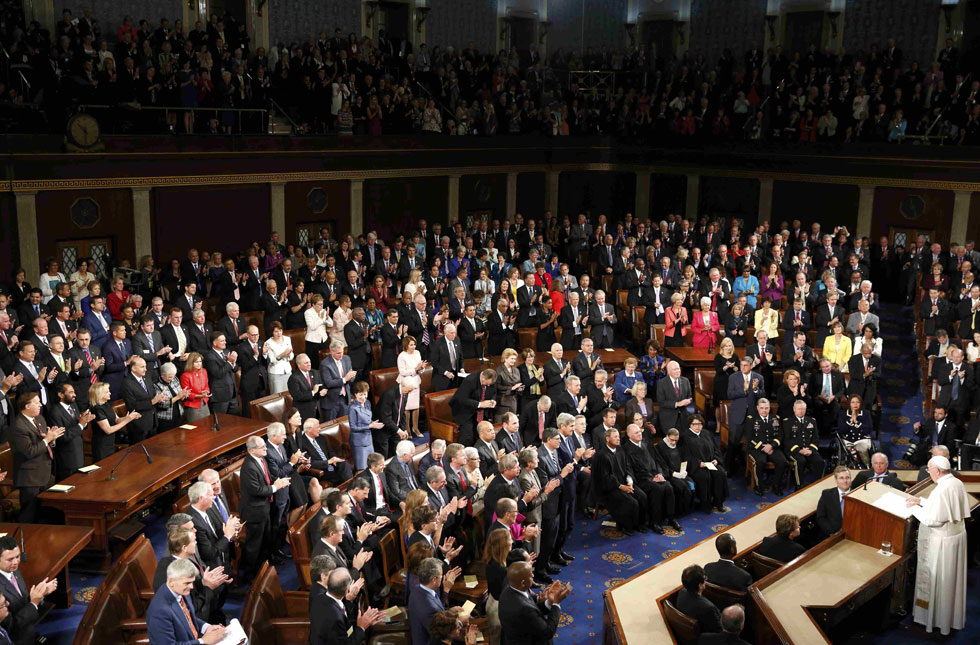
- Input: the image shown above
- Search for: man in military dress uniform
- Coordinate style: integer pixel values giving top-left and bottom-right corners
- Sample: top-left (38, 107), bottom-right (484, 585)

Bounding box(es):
top-left (744, 398), bottom-right (788, 495)
top-left (783, 400), bottom-right (825, 488)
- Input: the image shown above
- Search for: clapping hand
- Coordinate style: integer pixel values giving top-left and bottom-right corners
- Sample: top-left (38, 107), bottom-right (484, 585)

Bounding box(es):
top-left (352, 548), bottom-right (373, 570)
top-left (345, 577), bottom-right (366, 601)
top-left (442, 566), bottom-right (462, 592)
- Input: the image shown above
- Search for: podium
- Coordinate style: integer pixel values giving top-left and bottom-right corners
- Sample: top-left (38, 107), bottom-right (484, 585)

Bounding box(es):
top-left (842, 481), bottom-right (916, 555)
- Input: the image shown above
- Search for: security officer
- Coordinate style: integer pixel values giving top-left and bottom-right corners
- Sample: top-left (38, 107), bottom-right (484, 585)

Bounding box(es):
top-left (744, 398), bottom-right (788, 495)
top-left (783, 399), bottom-right (825, 489)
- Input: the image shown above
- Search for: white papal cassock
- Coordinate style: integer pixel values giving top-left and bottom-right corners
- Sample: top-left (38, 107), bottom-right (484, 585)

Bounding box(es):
top-left (912, 473), bottom-right (972, 635)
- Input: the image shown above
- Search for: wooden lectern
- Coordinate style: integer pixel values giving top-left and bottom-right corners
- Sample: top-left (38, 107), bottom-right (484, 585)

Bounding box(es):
top-left (842, 481), bottom-right (916, 555)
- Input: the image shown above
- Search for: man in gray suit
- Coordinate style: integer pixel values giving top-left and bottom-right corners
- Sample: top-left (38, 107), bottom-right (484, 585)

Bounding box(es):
top-left (12, 392), bottom-right (64, 523)
top-left (384, 439), bottom-right (420, 506)
top-left (319, 340), bottom-right (356, 421)
top-left (130, 315), bottom-right (170, 382)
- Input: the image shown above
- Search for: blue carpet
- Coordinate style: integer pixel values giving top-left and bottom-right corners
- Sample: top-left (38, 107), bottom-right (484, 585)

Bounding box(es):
top-left (37, 305), bottom-right (979, 643)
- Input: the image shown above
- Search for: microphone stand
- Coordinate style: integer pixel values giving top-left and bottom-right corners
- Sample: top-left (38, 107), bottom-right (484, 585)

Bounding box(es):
top-left (105, 444), bottom-right (153, 480)
top-left (212, 409), bottom-right (221, 432)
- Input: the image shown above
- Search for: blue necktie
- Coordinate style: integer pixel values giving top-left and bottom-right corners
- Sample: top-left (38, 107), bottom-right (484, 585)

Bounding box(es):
top-left (403, 461), bottom-right (416, 489)
top-left (214, 495), bottom-right (228, 522)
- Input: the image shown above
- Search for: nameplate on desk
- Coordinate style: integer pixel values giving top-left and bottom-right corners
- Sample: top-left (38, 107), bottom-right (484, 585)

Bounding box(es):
top-left (605, 348), bottom-right (614, 352)
top-left (48, 484), bottom-right (75, 493)
top-left (463, 575), bottom-right (478, 588)
top-left (78, 465), bottom-right (101, 473)
top-left (179, 424), bottom-right (197, 430)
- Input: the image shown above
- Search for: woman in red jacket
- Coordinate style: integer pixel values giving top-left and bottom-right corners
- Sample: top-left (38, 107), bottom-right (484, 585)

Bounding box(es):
top-left (179, 352), bottom-right (211, 422)
top-left (105, 276), bottom-right (131, 320)
top-left (664, 292), bottom-right (690, 347)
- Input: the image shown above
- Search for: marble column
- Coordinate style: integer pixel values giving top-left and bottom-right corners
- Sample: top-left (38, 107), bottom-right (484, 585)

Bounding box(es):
top-left (951, 190), bottom-right (973, 245)
top-left (635, 171), bottom-right (651, 220)
top-left (758, 177), bottom-right (774, 226)
top-left (685, 173), bottom-right (700, 219)
top-left (506, 172), bottom-right (518, 219)
top-left (856, 185), bottom-right (875, 240)
top-left (350, 179), bottom-right (364, 236)
top-left (15, 191), bottom-right (39, 274)
top-left (132, 188), bottom-right (152, 260)
top-left (270, 182), bottom-right (286, 238)
top-left (448, 175), bottom-right (460, 224)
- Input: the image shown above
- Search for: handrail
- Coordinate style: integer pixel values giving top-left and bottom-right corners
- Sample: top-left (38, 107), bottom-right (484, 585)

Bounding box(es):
top-left (269, 97), bottom-right (299, 133)
top-left (78, 104), bottom-right (268, 114)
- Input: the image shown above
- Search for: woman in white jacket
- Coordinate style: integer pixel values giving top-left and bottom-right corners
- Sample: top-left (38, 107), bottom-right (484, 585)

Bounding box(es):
top-left (304, 294), bottom-right (332, 369)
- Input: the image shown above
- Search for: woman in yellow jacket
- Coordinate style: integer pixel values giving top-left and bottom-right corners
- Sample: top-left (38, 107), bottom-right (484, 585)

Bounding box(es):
top-left (822, 321), bottom-right (852, 373)
top-left (753, 296), bottom-right (781, 340)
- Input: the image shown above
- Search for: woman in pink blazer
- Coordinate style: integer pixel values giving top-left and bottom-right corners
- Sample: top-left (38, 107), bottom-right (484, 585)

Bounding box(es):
top-left (692, 296), bottom-right (722, 349)
top-left (179, 352), bottom-right (211, 421)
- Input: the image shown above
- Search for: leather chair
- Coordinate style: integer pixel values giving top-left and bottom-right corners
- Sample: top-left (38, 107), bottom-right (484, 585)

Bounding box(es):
top-left (370, 368), bottom-right (401, 406)
top-left (378, 529), bottom-right (407, 607)
top-left (319, 416), bottom-right (352, 463)
top-left (653, 325), bottom-right (666, 350)
top-left (662, 597), bottom-right (700, 645)
top-left (702, 582), bottom-right (748, 610)
top-left (517, 328), bottom-right (537, 352)
top-left (745, 453), bottom-right (797, 493)
top-left (748, 550), bottom-right (784, 580)
top-left (422, 390), bottom-right (457, 444)
top-left (631, 306), bottom-right (647, 346)
top-left (73, 538), bottom-right (152, 645)
top-left (0, 444), bottom-right (18, 517)
top-left (694, 369), bottom-right (715, 416)
top-left (283, 328), bottom-right (307, 361)
top-left (286, 502), bottom-right (322, 590)
top-left (250, 391), bottom-right (293, 423)
top-left (716, 401), bottom-right (731, 452)
top-left (240, 562), bottom-right (310, 645)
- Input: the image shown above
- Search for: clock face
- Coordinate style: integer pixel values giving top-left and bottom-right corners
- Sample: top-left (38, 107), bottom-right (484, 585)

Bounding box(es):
top-left (69, 114), bottom-right (100, 147)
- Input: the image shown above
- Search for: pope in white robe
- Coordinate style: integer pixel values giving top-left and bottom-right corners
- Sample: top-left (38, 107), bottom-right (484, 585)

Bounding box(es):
top-left (905, 455), bottom-right (972, 635)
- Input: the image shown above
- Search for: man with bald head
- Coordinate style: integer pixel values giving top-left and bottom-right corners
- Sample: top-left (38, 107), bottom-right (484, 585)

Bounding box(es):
top-left (120, 356), bottom-right (166, 443)
top-left (498, 561), bottom-right (569, 643)
top-left (430, 322), bottom-right (463, 392)
top-left (851, 452), bottom-right (906, 490)
top-left (656, 361), bottom-right (692, 431)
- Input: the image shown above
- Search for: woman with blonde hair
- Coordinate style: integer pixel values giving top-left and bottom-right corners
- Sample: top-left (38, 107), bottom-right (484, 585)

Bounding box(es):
top-left (713, 337), bottom-right (739, 403)
top-left (822, 321), bottom-right (852, 372)
top-left (304, 293), bottom-right (332, 369)
top-left (263, 322), bottom-right (294, 394)
top-left (402, 269), bottom-right (426, 299)
top-left (495, 348), bottom-right (523, 422)
top-left (90, 381), bottom-right (141, 461)
top-left (397, 335), bottom-right (426, 437)
top-left (179, 351), bottom-right (211, 421)
top-left (664, 292), bottom-right (689, 347)
top-left (483, 527), bottom-right (513, 645)
top-left (330, 294), bottom-right (353, 346)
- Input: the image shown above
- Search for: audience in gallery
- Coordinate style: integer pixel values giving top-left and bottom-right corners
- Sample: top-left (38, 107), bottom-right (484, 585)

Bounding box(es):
top-left (2, 3), bottom-right (980, 143)
top-left (4, 200), bottom-right (978, 644)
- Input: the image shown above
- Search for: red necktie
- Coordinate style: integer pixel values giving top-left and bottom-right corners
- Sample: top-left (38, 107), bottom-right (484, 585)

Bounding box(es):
top-left (85, 348), bottom-right (97, 383)
top-left (459, 470), bottom-right (472, 514)
top-left (260, 458), bottom-right (273, 501)
top-left (305, 372), bottom-right (312, 387)
top-left (377, 475), bottom-right (391, 512)
top-left (178, 596), bottom-right (199, 639)
top-left (538, 412), bottom-right (545, 440)
top-left (232, 318), bottom-right (238, 336)
top-left (476, 386), bottom-right (486, 423)
top-left (673, 380), bottom-right (680, 397)
top-left (34, 419), bottom-right (53, 459)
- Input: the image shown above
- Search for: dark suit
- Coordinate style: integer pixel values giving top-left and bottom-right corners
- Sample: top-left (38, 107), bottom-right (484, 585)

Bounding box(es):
top-left (846, 353), bottom-right (881, 404)
top-left (675, 588), bottom-right (722, 634)
top-left (319, 354), bottom-right (353, 420)
top-left (656, 376), bottom-right (692, 431)
top-left (850, 469), bottom-right (906, 491)
top-left (236, 340), bottom-right (267, 415)
top-left (542, 358), bottom-right (570, 391)
top-left (120, 373), bottom-right (156, 443)
top-left (429, 335), bottom-right (463, 392)
top-left (374, 385), bottom-right (405, 457)
top-left (203, 349), bottom-right (239, 415)
top-left (518, 398), bottom-right (556, 448)
top-left (681, 428), bottom-right (728, 512)
top-left (100, 337), bottom-right (132, 400)
top-left (486, 310), bottom-right (516, 357)
top-left (144, 584), bottom-right (209, 645)
top-left (498, 585), bottom-right (562, 645)
top-left (190, 506), bottom-right (233, 570)
top-left (933, 360), bottom-right (974, 423)
top-left (808, 370), bottom-right (846, 433)
top-left (0, 566), bottom-right (42, 644)
top-left (704, 559), bottom-right (752, 592)
top-left (380, 323), bottom-right (402, 368)
top-left (457, 316), bottom-right (485, 360)
top-left (159, 324), bottom-right (189, 373)
top-left (920, 297), bottom-right (952, 336)
top-left (185, 322), bottom-right (213, 356)
top-left (558, 303), bottom-right (586, 350)
top-left (299, 432), bottom-right (353, 485)
top-left (44, 400), bottom-right (84, 482)
top-left (571, 351), bottom-right (602, 381)
top-left (450, 373), bottom-right (497, 446)
top-left (215, 316), bottom-right (246, 351)
top-left (238, 455), bottom-right (276, 579)
top-left (309, 586), bottom-right (365, 645)
top-left (11, 414), bottom-right (53, 523)
top-left (815, 486), bottom-right (846, 538)
top-left (408, 583), bottom-right (444, 645)
top-left (287, 369), bottom-right (322, 421)
top-left (588, 302), bottom-right (617, 349)
top-left (384, 457), bottom-right (419, 506)
top-left (482, 474), bottom-right (529, 529)
top-left (910, 418), bottom-right (959, 466)
top-left (756, 535), bottom-right (805, 563)
top-left (623, 438), bottom-right (675, 527)
top-left (344, 320), bottom-right (372, 381)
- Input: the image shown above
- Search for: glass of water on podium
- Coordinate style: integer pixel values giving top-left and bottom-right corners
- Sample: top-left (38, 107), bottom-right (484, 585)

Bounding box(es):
top-left (879, 540), bottom-right (892, 556)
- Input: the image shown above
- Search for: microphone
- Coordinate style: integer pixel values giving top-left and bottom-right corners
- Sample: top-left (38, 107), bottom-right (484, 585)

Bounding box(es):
top-left (13, 528), bottom-right (26, 562)
top-left (212, 409), bottom-right (221, 432)
top-left (105, 444), bottom-right (153, 480)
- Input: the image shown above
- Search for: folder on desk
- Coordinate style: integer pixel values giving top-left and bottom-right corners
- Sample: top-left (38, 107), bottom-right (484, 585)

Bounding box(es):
top-left (464, 575), bottom-right (478, 588)
top-left (78, 465), bottom-right (101, 473)
top-left (48, 484), bottom-right (75, 493)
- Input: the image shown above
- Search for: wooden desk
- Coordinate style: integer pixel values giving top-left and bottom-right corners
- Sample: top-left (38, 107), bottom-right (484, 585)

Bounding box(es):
top-left (604, 472), bottom-right (840, 644)
top-left (895, 469), bottom-right (980, 496)
top-left (0, 523), bottom-right (93, 609)
top-left (39, 414), bottom-right (269, 564)
top-left (751, 535), bottom-right (904, 644)
top-left (666, 347), bottom-right (746, 369)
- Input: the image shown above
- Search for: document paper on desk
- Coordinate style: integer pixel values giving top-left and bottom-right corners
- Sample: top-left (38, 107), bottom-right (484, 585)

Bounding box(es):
top-left (871, 491), bottom-right (915, 519)
top-left (215, 618), bottom-right (248, 645)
